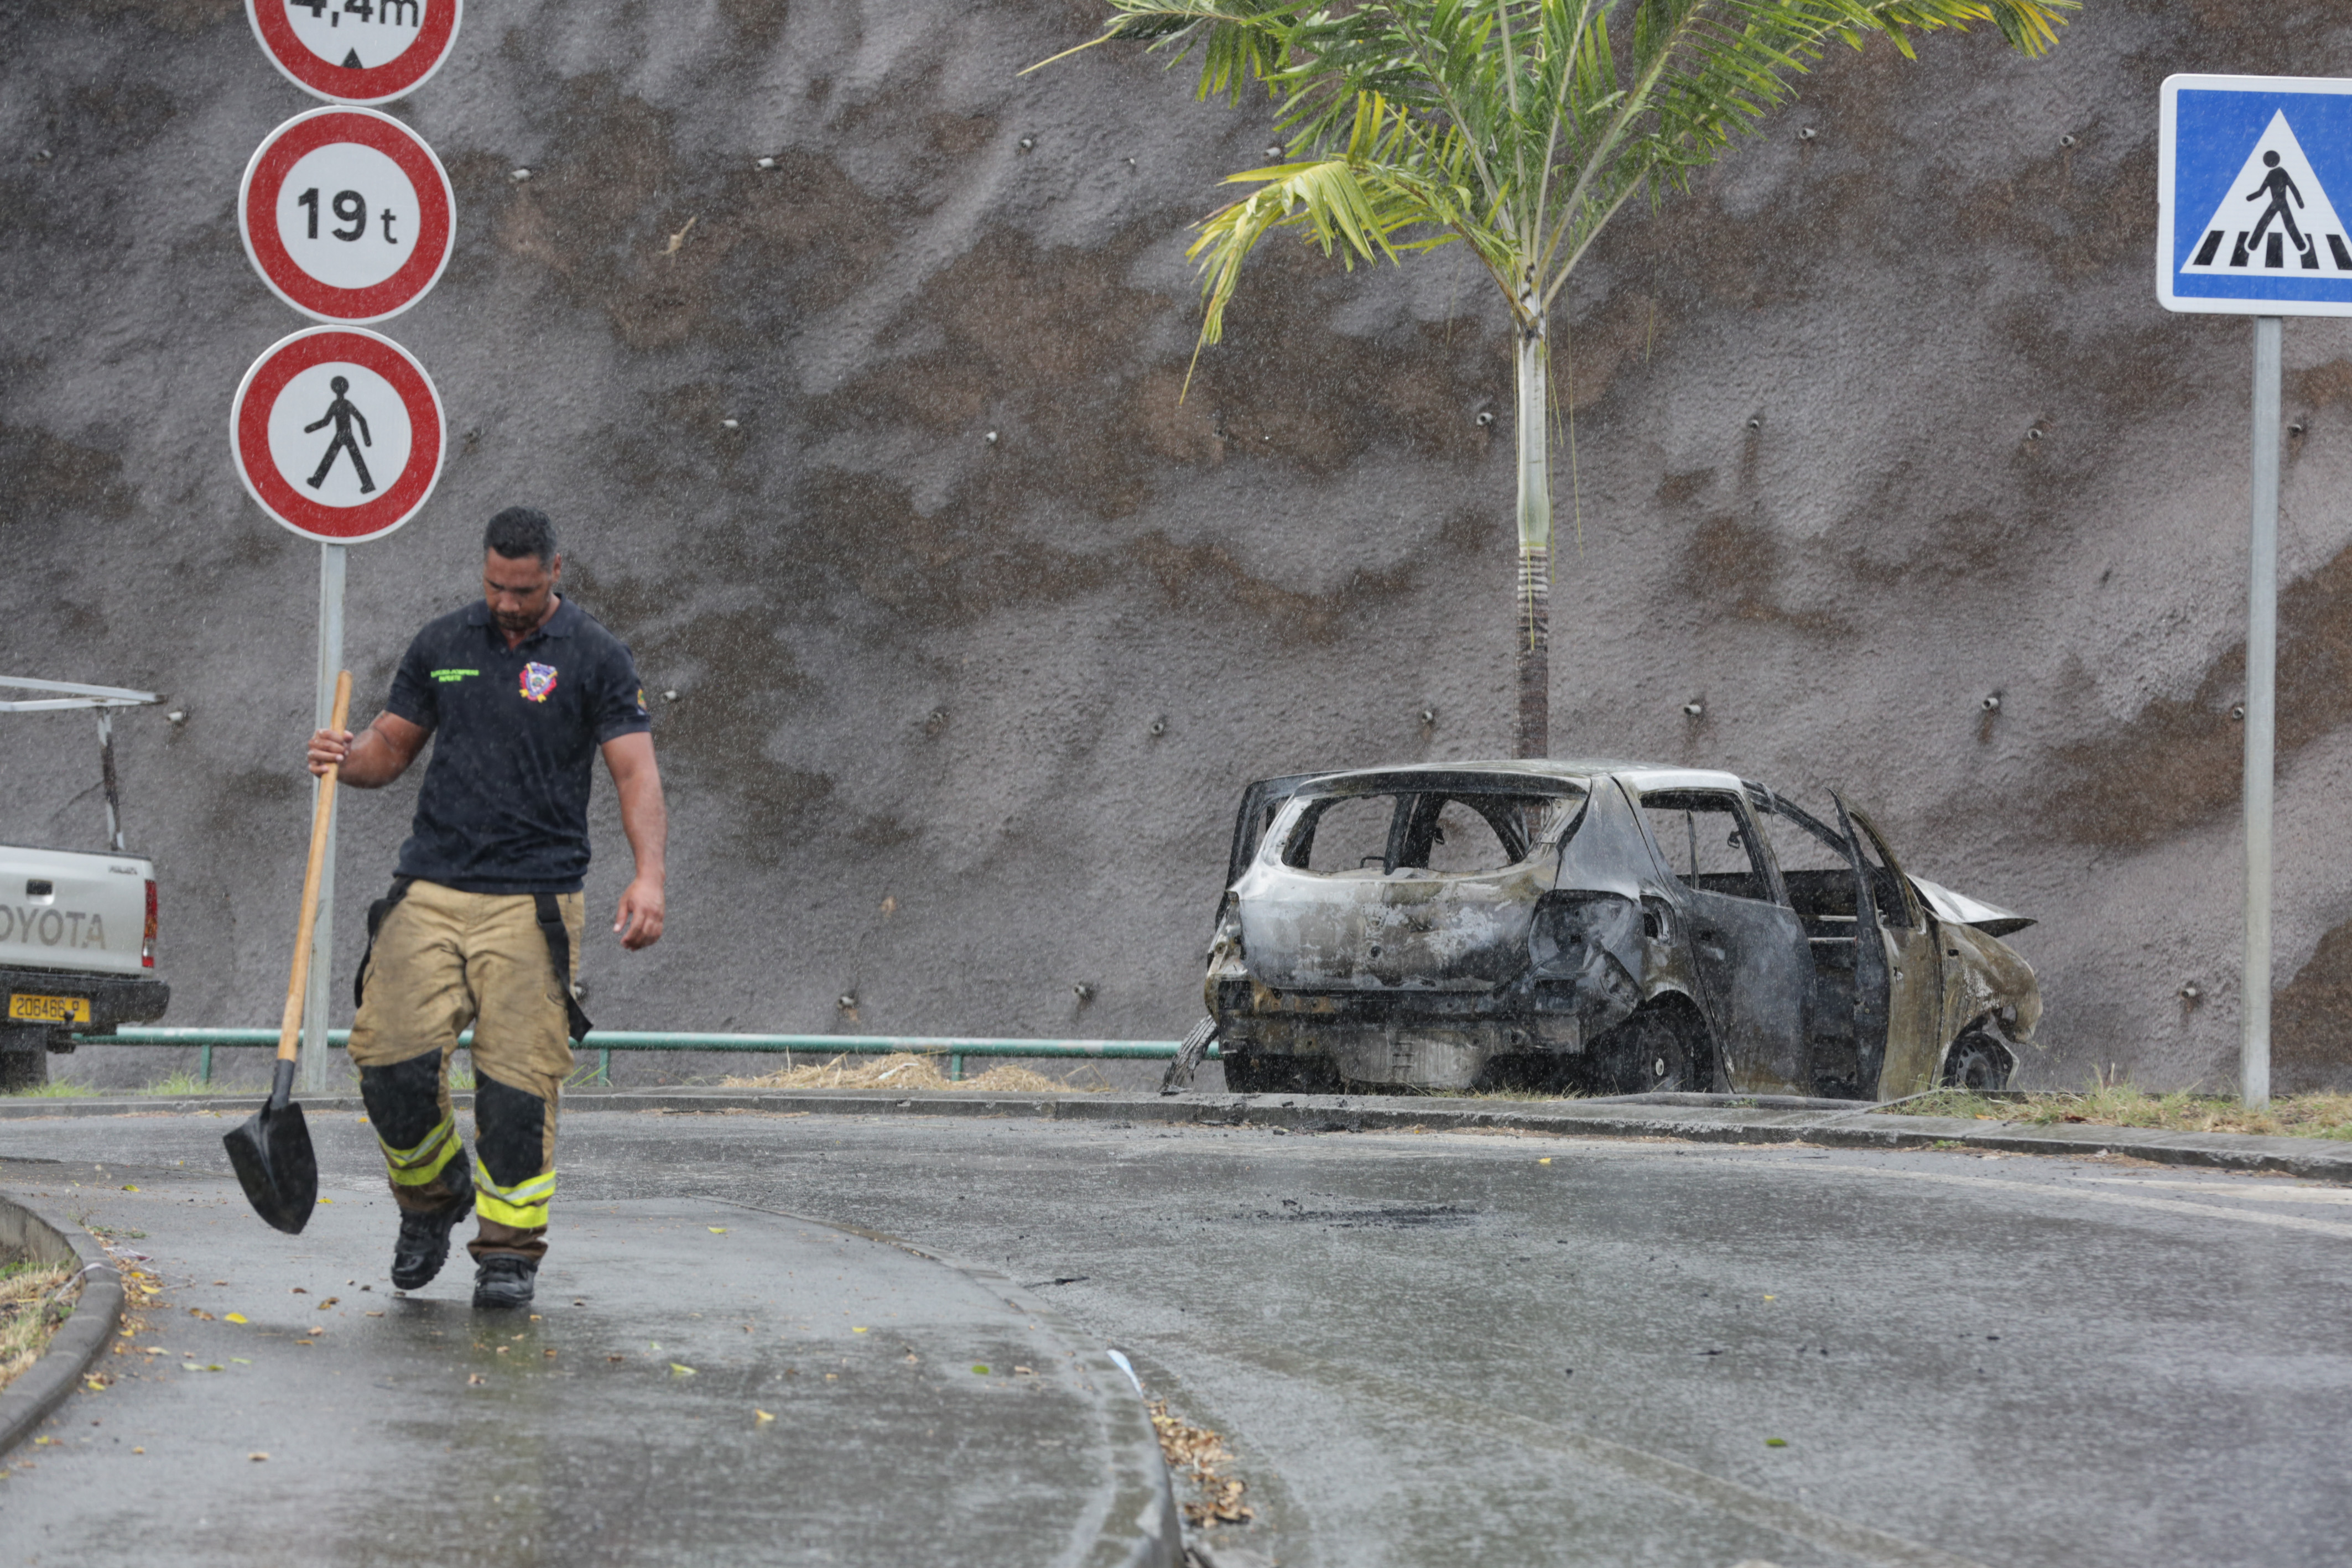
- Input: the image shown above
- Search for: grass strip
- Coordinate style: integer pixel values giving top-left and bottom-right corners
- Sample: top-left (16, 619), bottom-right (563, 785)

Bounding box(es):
top-left (2, 1080), bottom-right (94, 1099)
top-left (1883, 1085), bottom-right (2352, 1140)
top-left (0, 1259), bottom-right (80, 1393)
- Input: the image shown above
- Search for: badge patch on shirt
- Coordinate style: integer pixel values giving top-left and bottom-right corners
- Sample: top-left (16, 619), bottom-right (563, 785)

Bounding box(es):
top-left (520, 663), bottom-right (559, 703)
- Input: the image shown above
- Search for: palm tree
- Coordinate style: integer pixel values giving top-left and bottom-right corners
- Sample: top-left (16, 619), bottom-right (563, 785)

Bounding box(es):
top-left (1042, 0), bottom-right (2075, 757)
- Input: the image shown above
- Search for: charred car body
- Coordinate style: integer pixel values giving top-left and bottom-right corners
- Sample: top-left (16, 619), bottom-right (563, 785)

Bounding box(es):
top-left (1203, 762), bottom-right (2039, 1101)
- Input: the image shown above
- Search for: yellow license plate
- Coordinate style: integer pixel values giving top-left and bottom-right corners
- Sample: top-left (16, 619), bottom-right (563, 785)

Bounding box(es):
top-left (8, 993), bottom-right (90, 1025)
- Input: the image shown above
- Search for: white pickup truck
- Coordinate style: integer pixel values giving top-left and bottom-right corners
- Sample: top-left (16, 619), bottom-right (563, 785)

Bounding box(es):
top-left (1, 678), bottom-right (171, 1092)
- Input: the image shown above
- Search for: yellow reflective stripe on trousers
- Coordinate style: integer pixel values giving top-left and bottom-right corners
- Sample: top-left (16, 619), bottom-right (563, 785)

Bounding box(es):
top-left (379, 1117), bottom-right (460, 1188)
top-left (471, 1154), bottom-right (556, 1229)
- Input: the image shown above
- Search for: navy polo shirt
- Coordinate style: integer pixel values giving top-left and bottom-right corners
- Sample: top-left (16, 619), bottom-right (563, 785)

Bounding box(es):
top-left (382, 597), bottom-right (651, 894)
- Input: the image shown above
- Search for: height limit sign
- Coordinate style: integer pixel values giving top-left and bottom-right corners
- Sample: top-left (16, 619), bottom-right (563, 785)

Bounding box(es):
top-left (246, 0), bottom-right (461, 105)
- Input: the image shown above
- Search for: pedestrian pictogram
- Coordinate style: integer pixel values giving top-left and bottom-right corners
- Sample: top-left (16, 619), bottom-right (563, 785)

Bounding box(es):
top-left (2161, 75), bottom-right (2352, 316)
top-left (245, 0), bottom-right (462, 106)
top-left (240, 107), bottom-right (454, 324)
top-left (232, 326), bottom-right (443, 543)
top-left (2180, 114), bottom-right (2352, 277)
top-left (304, 376), bottom-right (376, 492)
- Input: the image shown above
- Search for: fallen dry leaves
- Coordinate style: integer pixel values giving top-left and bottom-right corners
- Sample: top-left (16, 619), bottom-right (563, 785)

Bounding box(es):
top-left (1148, 1400), bottom-right (1253, 1526)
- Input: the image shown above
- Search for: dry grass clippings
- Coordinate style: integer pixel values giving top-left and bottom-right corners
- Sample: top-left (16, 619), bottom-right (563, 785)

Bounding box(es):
top-left (1149, 1399), bottom-right (1253, 1526)
top-left (1887, 1086), bottom-right (2352, 1140)
top-left (724, 1052), bottom-right (1112, 1095)
top-left (0, 1260), bottom-right (81, 1393)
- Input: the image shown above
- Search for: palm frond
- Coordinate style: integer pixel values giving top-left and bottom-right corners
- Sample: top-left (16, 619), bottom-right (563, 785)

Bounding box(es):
top-left (1055, 0), bottom-right (2077, 355)
top-left (1024, 0), bottom-right (1308, 101)
top-left (1187, 103), bottom-right (1505, 348)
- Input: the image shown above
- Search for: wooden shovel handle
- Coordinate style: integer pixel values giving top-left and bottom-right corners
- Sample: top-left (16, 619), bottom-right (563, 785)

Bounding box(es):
top-left (277, 671), bottom-right (353, 1065)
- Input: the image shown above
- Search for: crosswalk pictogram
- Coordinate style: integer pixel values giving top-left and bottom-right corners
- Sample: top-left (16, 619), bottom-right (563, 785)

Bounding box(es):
top-left (2181, 110), bottom-right (2352, 277)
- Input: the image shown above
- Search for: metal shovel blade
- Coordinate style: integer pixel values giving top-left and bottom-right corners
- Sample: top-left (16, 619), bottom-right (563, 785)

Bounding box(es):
top-left (223, 1059), bottom-right (317, 1234)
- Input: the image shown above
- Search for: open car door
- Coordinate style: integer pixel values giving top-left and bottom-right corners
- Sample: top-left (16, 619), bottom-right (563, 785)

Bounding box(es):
top-left (1842, 803), bottom-right (1946, 1097)
top-left (1756, 793), bottom-right (1925, 1100)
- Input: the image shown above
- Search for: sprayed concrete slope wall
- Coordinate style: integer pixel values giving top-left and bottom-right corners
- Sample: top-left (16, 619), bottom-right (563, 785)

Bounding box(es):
top-left (8, 0), bottom-right (2352, 1091)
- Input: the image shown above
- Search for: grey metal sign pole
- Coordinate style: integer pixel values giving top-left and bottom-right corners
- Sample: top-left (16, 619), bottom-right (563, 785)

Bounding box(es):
top-left (303, 541), bottom-right (346, 1094)
top-left (2244, 319), bottom-right (2281, 1109)
top-left (2155, 73), bottom-right (2352, 1106)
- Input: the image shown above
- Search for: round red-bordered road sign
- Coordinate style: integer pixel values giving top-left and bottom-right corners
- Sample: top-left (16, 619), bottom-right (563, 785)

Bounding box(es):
top-left (240, 108), bottom-right (454, 324)
top-left (232, 326), bottom-right (444, 544)
top-left (246, 0), bottom-right (461, 106)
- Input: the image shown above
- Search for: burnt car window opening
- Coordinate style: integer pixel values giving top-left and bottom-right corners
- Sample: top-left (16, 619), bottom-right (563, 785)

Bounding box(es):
top-left (1423, 800), bottom-right (1507, 872)
top-left (1769, 796), bottom-right (1914, 930)
top-left (1399, 794), bottom-right (1568, 872)
top-left (1758, 803), bottom-right (1858, 926)
top-left (1293, 794), bottom-right (1402, 875)
top-left (1282, 784), bottom-right (1584, 877)
top-left (1639, 790), bottom-right (1768, 902)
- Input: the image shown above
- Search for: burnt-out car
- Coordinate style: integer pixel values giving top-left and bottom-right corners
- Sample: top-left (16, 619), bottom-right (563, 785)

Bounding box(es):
top-left (1201, 762), bottom-right (2040, 1101)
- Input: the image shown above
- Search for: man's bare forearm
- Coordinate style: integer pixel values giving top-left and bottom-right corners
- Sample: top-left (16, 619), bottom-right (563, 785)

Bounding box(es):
top-left (336, 725), bottom-right (407, 788)
top-left (308, 711), bottom-right (428, 787)
top-left (617, 767), bottom-right (668, 883)
top-left (602, 733), bottom-right (668, 949)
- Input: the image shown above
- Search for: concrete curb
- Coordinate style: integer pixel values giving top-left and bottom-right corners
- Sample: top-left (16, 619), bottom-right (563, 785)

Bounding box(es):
top-left (7, 1086), bottom-right (2352, 1184)
top-left (0, 1187), bottom-right (123, 1458)
top-left (701, 1196), bottom-right (1184, 1568)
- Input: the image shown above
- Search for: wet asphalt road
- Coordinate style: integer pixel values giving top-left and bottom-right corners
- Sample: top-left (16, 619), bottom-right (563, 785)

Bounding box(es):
top-left (0, 1161), bottom-right (1165, 1568)
top-left (6, 1108), bottom-right (2351, 1567)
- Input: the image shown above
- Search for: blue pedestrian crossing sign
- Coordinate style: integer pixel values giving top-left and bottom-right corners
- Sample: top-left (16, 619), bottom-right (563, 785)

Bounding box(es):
top-left (2162, 75), bottom-right (2352, 315)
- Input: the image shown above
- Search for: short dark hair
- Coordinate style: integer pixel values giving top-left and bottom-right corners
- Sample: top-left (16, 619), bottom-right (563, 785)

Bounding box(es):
top-left (484, 507), bottom-right (558, 564)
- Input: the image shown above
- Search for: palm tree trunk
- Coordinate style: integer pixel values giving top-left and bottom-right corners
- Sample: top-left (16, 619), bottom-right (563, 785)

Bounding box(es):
top-left (1512, 301), bottom-right (1552, 759)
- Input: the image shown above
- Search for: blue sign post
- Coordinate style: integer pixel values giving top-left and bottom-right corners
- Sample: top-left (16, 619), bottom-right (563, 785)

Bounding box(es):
top-left (2159, 75), bottom-right (2352, 1107)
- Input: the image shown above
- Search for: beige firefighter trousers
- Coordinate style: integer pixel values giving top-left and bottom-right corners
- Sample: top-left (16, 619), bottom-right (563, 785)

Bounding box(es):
top-left (347, 881), bottom-right (582, 1261)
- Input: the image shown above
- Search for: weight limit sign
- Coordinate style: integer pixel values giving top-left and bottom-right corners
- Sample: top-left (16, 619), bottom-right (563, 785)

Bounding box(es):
top-left (246, 0), bottom-right (461, 106)
top-left (232, 326), bottom-right (444, 543)
top-left (241, 107), bottom-right (453, 324)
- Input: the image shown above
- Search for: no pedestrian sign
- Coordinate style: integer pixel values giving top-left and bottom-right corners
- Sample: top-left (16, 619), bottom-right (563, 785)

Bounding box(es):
top-left (232, 326), bottom-right (444, 544)
top-left (246, 0), bottom-right (461, 105)
top-left (2161, 74), bottom-right (2352, 316)
top-left (241, 107), bottom-right (453, 324)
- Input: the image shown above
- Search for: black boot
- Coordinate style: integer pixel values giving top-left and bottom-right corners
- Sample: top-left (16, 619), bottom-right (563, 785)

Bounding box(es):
top-left (390, 1190), bottom-right (472, 1291)
top-left (473, 1254), bottom-right (538, 1310)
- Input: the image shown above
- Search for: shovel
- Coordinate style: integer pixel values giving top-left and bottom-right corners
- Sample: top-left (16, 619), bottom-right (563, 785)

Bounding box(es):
top-left (225, 670), bottom-right (352, 1234)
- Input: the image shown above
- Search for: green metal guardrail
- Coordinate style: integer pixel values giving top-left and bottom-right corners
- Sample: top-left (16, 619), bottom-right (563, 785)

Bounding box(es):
top-left (67, 1027), bottom-right (1218, 1087)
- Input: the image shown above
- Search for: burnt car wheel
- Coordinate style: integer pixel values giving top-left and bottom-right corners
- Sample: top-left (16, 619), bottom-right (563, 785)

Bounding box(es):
top-left (1942, 1034), bottom-right (2013, 1091)
top-left (1593, 1004), bottom-right (1706, 1096)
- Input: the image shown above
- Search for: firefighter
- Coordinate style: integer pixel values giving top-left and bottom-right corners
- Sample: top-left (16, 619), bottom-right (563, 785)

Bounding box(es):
top-left (306, 507), bottom-right (666, 1309)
